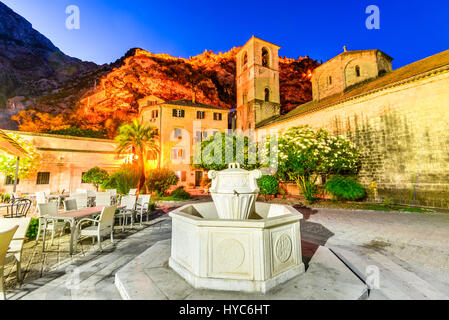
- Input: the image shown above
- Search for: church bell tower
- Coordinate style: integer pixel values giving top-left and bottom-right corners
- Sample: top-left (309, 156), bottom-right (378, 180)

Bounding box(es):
top-left (236, 36), bottom-right (281, 132)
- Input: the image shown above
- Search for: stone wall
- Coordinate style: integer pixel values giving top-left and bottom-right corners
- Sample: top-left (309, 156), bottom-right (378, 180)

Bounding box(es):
top-left (260, 70), bottom-right (449, 209)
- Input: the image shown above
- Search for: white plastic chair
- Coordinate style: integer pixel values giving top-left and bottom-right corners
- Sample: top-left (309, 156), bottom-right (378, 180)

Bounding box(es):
top-left (71, 192), bottom-right (88, 209)
top-left (0, 225), bottom-right (18, 300)
top-left (75, 189), bottom-right (87, 194)
top-left (74, 205), bottom-right (117, 253)
top-left (36, 202), bottom-right (67, 245)
top-left (0, 218), bottom-right (31, 285)
top-left (135, 195), bottom-right (151, 226)
top-left (128, 189), bottom-right (137, 196)
top-left (95, 192), bottom-right (112, 207)
top-left (117, 195), bottom-right (137, 231)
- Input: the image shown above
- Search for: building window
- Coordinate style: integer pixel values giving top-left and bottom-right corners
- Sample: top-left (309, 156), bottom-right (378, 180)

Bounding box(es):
top-left (172, 109), bottom-right (185, 118)
top-left (262, 48), bottom-right (270, 67)
top-left (355, 66), bottom-right (361, 77)
top-left (213, 113), bottom-right (222, 121)
top-left (81, 172), bottom-right (88, 184)
top-left (194, 131), bottom-right (202, 143)
top-left (264, 88), bottom-right (270, 102)
top-left (173, 128), bottom-right (183, 140)
top-left (242, 52), bottom-right (248, 67)
top-left (328, 76), bottom-right (332, 86)
top-left (197, 111), bottom-right (205, 119)
top-left (5, 176), bottom-right (19, 185)
top-left (147, 100), bottom-right (158, 106)
top-left (243, 93), bottom-right (247, 105)
top-left (175, 171), bottom-right (187, 182)
top-left (171, 148), bottom-right (185, 160)
top-left (36, 172), bottom-right (50, 185)
top-left (151, 110), bottom-right (159, 118)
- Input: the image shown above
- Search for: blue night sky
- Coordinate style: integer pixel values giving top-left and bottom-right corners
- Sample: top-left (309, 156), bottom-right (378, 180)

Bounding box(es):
top-left (3, 0), bottom-right (449, 68)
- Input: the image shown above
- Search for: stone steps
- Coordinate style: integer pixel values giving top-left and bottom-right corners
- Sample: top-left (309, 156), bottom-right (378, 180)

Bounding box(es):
top-left (327, 240), bottom-right (449, 300)
top-left (115, 239), bottom-right (368, 300)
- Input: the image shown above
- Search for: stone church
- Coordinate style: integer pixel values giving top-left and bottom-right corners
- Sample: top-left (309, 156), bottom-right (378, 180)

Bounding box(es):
top-left (238, 36), bottom-right (449, 209)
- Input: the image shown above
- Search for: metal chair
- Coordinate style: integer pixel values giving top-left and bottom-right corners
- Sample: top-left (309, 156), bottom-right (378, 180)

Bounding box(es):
top-left (95, 192), bottom-right (112, 207)
top-left (135, 195), bottom-right (151, 226)
top-left (3, 198), bottom-right (32, 218)
top-left (117, 195), bottom-right (137, 231)
top-left (0, 218), bottom-right (31, 285)
top-left (63, 199), bottom-right (77, 211)
top-left (36, 202), bottom-right (67, 245)
top-left (0, 225), bottom-right (18, 300)
top-left (106, 189), bottom-right (118, 204)
top-left (71, 192), bottom-right (88, 209)
top-left (74, 205), bottom-right (117, 253)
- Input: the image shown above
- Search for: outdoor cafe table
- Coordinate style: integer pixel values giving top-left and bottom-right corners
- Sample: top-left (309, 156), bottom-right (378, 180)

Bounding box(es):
top-left (42, 205), bottom-right (124, 255)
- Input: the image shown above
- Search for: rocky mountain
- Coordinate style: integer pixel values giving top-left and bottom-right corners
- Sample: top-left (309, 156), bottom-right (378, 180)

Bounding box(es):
top-left (0, 2), bottom-right (320, 136)
top-left (0, 1), bottom-right (98, 127)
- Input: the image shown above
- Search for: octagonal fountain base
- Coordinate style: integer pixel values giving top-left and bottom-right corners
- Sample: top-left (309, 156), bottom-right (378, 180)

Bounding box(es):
top-left (168, 202), bottom-right (305, 293)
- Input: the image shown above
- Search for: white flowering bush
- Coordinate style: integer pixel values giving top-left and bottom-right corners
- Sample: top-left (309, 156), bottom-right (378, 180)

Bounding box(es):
top-left (0, 133), bottom-right (41, 179)
top-left (269, 126), bottom-right (360, 202)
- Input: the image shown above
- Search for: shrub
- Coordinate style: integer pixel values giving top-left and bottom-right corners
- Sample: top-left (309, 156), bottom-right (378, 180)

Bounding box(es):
top-left (170, 186), bottom-right (191, 200)
top-left (26, 218), bottom-right (40, 239)
top-left (148, 201), bottom-right (156, 212)
top-left (324, 176), bottom-right (366, 201)
top-left (257, 175), bottom-right (279, 200)
top-left (101, 164), bottom-right (141, 194)
top-left (146, 168), bottom-right (179, 196)
top-left (82, 166), bottom-right (109, 191)
top-left (271, 126), bottom-right (361, 203)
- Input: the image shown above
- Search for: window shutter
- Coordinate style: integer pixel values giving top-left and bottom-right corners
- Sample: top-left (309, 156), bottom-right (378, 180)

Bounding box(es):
top-left (181, 171), bottom-right (187, 182)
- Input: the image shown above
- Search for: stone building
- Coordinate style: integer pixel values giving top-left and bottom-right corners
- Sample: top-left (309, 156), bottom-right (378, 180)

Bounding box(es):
top-left (249, 39), bottom-right (449, 209)
top-left (139, 97), bottom-right (229, 187)
top-left (236, 36), bottom-right (281, 132)
top-left (0, 131), bottom-right (122, 195)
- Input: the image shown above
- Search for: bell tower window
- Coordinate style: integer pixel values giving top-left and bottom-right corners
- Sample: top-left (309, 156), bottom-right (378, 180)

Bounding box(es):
top-left (262, 48), bottom-right (270, 67)
top-left (264, 88), bottom-right (270, 102)
top-left (355, 65), bottom-right (361, 77)
top-left (242, 52), bottom-right (248, 67)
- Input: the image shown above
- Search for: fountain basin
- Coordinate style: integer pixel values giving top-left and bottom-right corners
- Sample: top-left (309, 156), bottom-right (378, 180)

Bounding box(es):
top-left (169, 202), bottom-right (305, 293)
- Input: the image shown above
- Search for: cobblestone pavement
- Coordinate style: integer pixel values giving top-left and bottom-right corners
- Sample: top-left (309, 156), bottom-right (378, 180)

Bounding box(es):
top-left (298, 207), bottom-right (449, 299)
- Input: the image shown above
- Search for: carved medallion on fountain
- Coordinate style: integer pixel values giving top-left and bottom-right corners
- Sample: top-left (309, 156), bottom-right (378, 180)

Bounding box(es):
top-left (169, 163), bottom-right (305, 293)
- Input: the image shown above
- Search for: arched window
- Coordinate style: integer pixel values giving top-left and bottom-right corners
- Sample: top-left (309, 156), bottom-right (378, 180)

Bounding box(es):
top-left (328, 76), bottom-right (332, 86)
top-left (242, 52), bottom-right (248, 67)
top-left (243, 92), bottom-right (247, 104)
top-left (264, 88), bottom-right (270, 102)
top-left (355, 65), bottom-right (361, 77)
top-left (262, 48), bottom-right (270, 67)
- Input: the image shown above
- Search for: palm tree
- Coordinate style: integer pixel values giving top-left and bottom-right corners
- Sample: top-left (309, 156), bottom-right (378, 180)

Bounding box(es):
top-left (115, 119), bottom-right (159, 195)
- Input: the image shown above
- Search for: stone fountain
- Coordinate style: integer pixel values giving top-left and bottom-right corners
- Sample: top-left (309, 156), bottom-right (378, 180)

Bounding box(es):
top-left (169, 163), bottom-right (305, 293)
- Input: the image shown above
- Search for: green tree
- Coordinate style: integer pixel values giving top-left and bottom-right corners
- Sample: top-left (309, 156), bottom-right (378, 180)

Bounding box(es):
top-left (115, 119), bottom-right (159, 194)
top-left (82, 166), bottom-right (109, 191)
top-left (270, 126), bottom-right (360, 203)
top-left (0, 132), bottom-right (41, 180)
top-left (194, 132), bottom-right (259, 171)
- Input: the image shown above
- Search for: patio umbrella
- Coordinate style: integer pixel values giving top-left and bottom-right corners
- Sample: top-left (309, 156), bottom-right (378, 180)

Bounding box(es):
top-left (0, 129), bottom-right (28, 195)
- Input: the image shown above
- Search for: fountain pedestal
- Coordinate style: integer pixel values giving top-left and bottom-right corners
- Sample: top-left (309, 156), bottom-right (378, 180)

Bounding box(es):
top-left (169, 202), bottom-right (305, 293)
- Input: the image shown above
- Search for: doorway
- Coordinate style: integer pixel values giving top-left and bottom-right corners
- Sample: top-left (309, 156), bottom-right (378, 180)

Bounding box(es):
top-left (195, 171), bottom-right (203, 187)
